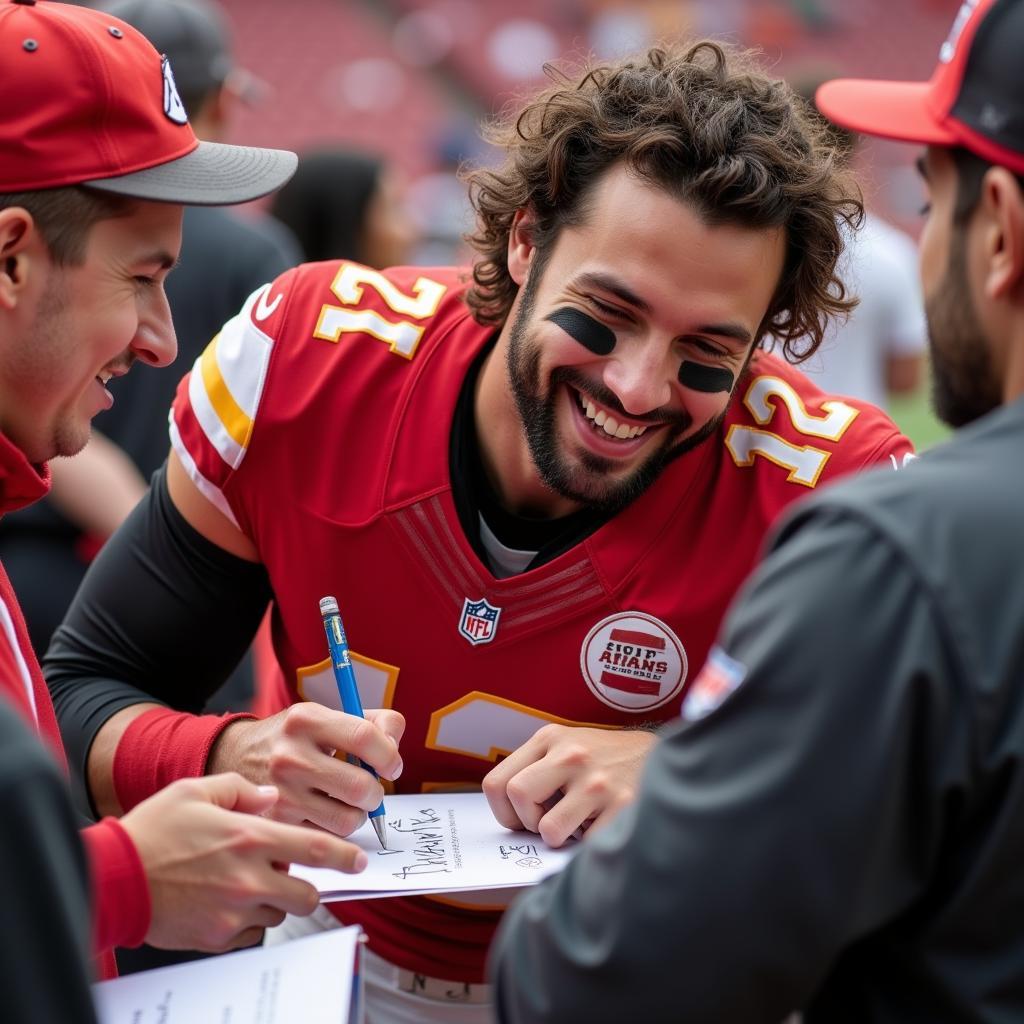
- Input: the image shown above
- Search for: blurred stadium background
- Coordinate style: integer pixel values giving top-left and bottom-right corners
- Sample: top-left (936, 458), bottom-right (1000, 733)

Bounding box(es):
top-left (121, 0), bottom-right (964, 448)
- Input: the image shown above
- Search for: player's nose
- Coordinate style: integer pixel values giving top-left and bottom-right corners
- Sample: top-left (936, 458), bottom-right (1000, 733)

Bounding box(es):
top-left (601, 337), bottom-right (673, 415)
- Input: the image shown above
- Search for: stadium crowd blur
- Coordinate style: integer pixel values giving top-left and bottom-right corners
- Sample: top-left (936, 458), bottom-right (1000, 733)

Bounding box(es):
top-left (214, 0), bottom-right (953, 259)
top-left (54, 0), bottom-right (955, 396)
top-left (86, 0), bottom-right (954, 401)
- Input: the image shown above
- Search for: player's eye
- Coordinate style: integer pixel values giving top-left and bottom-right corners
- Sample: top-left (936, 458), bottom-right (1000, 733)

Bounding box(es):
top-left (684, 338), bottom-right (727, 359)
top-left (589, 296), bottom-right (627, 319)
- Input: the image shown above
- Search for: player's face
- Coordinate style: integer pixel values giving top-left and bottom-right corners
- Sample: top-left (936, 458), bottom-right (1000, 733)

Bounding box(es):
top-left (918, 146), bottom-right (1002, 427)
top-left (503, 163), bottom-right (786, 513)
top-left (1, 200), bottom-right (181, 464)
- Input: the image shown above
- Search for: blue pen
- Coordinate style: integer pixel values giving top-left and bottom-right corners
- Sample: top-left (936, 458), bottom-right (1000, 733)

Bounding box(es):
top-left (319, 595), bottom-right (388, 849)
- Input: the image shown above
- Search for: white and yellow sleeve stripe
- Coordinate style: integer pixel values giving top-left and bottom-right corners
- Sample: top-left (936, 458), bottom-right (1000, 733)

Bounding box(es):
top-left (170, 284), bottom-right (276, 525)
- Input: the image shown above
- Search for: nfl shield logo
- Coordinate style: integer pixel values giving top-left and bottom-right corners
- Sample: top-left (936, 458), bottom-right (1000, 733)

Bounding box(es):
top-left (459, 597), bottom-right (501, 646)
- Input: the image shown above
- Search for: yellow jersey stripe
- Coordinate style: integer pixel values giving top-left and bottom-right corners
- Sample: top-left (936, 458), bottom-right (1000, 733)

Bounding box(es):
top-left (200, 334), bottom-right (253, 451)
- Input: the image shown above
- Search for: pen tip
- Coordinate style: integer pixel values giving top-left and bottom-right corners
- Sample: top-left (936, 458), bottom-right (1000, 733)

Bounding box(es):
top-left (372, 816), bottom-right (388, 850)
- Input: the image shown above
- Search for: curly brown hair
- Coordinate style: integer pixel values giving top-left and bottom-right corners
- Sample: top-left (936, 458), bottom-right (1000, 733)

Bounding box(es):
top-left (464, 41), bottom-right (862, 361)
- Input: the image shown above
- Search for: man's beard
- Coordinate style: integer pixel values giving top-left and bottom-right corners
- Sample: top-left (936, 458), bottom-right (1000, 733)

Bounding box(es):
top-left (505, 267), bottom-right (728, 514)
top-left (927, 226), bottom-right (1002, 428)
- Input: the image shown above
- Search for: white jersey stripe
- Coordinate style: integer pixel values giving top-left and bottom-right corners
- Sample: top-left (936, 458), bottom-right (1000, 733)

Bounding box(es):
top-left (184, 287), bottom-right (276, 472)
top-left (168, 414), bottom-right (241, 528)
top-left (216, 304), bottom-right (274, 423)
top-left (187, 358), bottom-right (246, 469)
top-left (200, 335), bottom-right (252, 450)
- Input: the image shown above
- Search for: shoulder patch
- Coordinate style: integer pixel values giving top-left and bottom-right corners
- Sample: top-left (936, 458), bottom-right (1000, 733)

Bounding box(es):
top-left (681, 646), bottom-right (748, 722)
top-left (889, 451), bottom-right (918, 471)
top-left (252, 280), bottom-right (284, 323)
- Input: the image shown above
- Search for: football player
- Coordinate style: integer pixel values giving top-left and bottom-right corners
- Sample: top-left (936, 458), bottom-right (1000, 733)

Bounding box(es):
top-left (47, 40), bottom-right (911, 1022)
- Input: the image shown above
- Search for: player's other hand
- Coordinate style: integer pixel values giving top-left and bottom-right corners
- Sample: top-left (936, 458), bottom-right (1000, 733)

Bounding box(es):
top-left (206, 703), bottom-right (405, 837)
top-left (120, 773), bottom-right (368, 952)
top-left (482, 725), bottom-right (658, 847)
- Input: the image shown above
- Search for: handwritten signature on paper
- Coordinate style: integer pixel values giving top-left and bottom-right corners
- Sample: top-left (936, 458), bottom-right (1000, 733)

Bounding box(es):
top-left (377, 808), bottom-right (457, 880)
top-left (499, 843), bottom-right (543, 869)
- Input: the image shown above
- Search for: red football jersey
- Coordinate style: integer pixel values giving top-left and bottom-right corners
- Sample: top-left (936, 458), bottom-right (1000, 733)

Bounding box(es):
top-left (171, 262), bottom-right (913, 980)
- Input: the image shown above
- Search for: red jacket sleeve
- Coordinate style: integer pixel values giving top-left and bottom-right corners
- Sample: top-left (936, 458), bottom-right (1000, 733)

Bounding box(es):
top-left (80, 817), bottom-right (150, 959)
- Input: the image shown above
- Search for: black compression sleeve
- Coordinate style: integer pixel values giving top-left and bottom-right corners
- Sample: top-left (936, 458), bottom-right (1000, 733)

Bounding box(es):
top-left (44, 463), bottom-right (272, 818)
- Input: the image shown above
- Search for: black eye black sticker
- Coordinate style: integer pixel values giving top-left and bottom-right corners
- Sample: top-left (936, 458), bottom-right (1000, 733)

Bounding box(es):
top-left (546, 306), bottom-right (735, 393)
top-left (545, 307), bottom-right (616, 356)
top-left (678, 362), bottom-right (734, 393)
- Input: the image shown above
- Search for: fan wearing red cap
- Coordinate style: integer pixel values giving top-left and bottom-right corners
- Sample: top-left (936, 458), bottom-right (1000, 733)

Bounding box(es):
top-left (817, 0), bottom-right (1024, 176)
top-left (0, 1), bottom-right (368, 1014)
top-left (817, 0), bottom-right (1024, 427)
top-left (0, 0), bottom-right (295, 201)
top-left (492, 3), bottom-right (1024, 1022)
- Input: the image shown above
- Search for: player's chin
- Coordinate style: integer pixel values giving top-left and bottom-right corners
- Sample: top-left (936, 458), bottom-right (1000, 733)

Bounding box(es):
top-left (51, 417), bottom-right (91, 460)
top-left (556, 451), bottom-right (655, 510)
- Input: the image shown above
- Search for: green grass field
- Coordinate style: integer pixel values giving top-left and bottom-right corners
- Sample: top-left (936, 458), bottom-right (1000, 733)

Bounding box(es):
top-left (888, 378), bottom-right (950, 452)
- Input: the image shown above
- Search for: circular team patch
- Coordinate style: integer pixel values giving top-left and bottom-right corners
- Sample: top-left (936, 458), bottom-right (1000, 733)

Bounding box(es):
top-left (580, 612), bottom-right (687, 712)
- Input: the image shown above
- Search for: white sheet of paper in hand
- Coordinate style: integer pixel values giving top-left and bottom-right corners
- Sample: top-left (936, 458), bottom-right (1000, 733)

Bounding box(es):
top-left (292, 792), bottom-right (578, 901)
top-left (92, 926), bottom-right (360, 1024)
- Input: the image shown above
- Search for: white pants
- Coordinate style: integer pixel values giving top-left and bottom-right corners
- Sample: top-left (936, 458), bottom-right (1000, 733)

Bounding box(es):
top-left (265, 905), bottom-right (494, 1024)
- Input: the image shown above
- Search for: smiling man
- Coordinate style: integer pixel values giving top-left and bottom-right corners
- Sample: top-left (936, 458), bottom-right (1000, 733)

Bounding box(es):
top-left (0, 201), bottom-right (180, 463)
top-left (479, 164), bottom-right (786, 518)
top-left (46, 40), bottom-right (911, 1022)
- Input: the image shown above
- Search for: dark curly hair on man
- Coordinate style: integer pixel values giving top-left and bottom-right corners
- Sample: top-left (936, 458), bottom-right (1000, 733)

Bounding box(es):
top-left (463, 40), bottom-right (862, 362)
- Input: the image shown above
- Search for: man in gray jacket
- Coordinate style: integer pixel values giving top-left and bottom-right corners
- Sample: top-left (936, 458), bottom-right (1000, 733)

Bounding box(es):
top-left (491, 1), bottom-right (1024, 1021)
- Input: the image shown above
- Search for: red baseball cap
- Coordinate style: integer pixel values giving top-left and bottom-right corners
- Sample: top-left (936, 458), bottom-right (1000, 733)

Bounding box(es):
top-left (0, 0), bottom-right (295, 204)
top-left (816, 0), bottom-right (1024, 175)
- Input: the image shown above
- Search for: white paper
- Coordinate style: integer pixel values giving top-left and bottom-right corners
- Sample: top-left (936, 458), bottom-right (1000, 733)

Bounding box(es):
top-left (93, 926), bottom-right (360, 1024)
top-left (292, 792), bottom-right (578, 901)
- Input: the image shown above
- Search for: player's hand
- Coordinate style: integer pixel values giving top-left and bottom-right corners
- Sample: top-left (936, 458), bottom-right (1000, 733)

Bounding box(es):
top-left (206, 703), bottom-right (405, 837)
top-left (119, 773), bottom-right (369, 952)
top-left (482, 725), bottom-right (659, 847)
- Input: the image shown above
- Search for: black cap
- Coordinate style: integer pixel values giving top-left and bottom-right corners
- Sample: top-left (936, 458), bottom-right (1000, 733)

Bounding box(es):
top-left (100, 0), bottom-right (256, 112)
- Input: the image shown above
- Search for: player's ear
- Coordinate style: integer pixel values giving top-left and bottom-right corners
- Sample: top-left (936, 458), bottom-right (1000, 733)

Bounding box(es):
top-left (507, 207), bottom-right (537, 287)
top-left (979, 166), bottom-right (1024, 302)
top-left (0, 207), bottom-right (38, 311)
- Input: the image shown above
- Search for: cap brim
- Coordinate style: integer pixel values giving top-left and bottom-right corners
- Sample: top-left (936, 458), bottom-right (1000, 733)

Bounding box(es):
top-left (83, 140), bottom-right (297, 206)
top-left (816, 78), bottom-right (959, 146)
